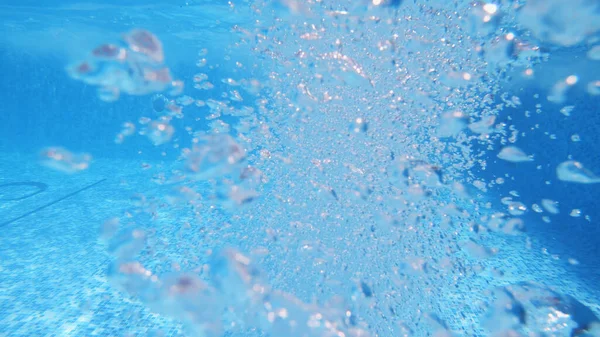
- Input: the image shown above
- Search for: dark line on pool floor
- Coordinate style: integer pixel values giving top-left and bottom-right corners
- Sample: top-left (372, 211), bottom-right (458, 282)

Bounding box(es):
top-left (0, 178), bottom-right (107, 227)
top-left (0, 181), bottom-right (48, 201)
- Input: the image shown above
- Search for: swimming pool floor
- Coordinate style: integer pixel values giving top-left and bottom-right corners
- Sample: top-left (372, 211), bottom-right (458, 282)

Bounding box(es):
top-left (0, 152), bottom-right (598, 336)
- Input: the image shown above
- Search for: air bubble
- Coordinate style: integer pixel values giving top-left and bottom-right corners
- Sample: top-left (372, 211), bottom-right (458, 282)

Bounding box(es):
top-left (151, 94), bottom-right (168, 113)
top-left (507, 201), bottom-right (527, 216)
top-left (221, 78), bottom-right (240, 86)
top-left (144, 120), bottom-right (175, 146)
top-left (566, 75), bottom-right (579, 85)
top-left (196, 58), bottom-right (207, 67)
top-left (556, 160), bottom-right (600, 184)
top-left (560, 105), bottom-right (575, 116)
top-left (541, 199), bottom-right (559, 214)
top-left (497, 146), bottom-right (533, 163)
top-left (194, 82), bottom-right (215, 90)
top-left (468, 115), bottom-right (496, 134)
top-left (229, 90), bottom-right (243, 102)
top-left (176, 95), bottom-right (195, 106)
top-left (115, 122), bottom-right (136, 144)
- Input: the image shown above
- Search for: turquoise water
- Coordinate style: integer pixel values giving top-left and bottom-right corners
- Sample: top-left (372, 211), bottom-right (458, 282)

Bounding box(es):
top-left (1, 1), bottom-right (600, 336)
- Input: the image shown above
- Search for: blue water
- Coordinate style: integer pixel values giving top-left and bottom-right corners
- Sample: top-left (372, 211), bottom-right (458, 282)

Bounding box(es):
top-left (1, 1), bottom-right (600, 336)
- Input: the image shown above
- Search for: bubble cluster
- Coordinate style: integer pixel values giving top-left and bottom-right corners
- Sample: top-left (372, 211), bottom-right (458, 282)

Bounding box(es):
top-left (140, 119), bottom-right (175, 146)
top-left (105, 233), bottom-right (371, 337)
top-left (518, 0), bottom-right (600, 47)
top-left (483, 282), bottom-right (600, 336)
top-left (54, 0), bottom-right (600, 336)
top-left (67, 29), bottom-right (183, 102)
top-left (39, 147), bottom-right (92, 174)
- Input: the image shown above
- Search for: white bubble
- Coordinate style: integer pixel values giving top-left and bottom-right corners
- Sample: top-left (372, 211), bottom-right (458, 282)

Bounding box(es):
top-left (541, 199), bottom-right (560, 214)
top-left (565, 75), bottom-right (579, 85)
top-left (144, 120), bottom-right (175, 146)
top-left (570, 209), bottom-right (582, 217)
top-left (556, 160), bottom-right (600, 184)
top-left (497, 146), bottom-right (533, 163)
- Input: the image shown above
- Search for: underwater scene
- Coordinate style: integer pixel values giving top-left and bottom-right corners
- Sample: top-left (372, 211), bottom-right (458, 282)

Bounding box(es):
top-left (1, 0), bottom-right (600, 336)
